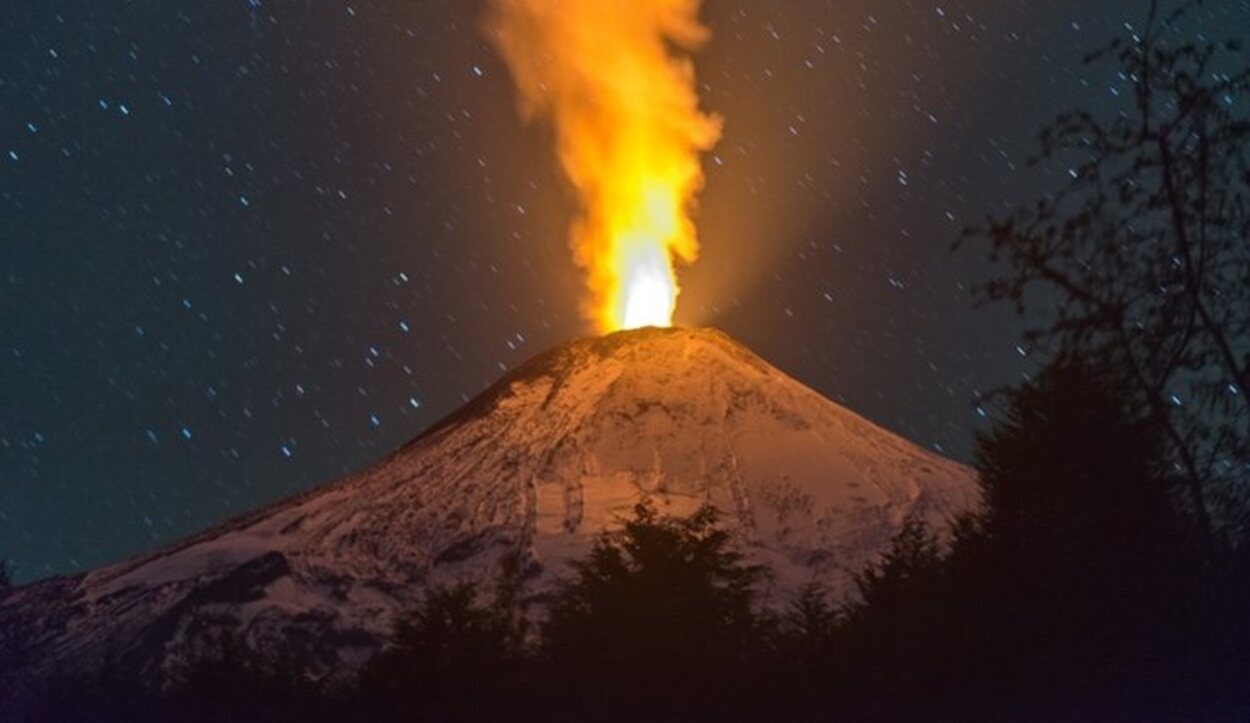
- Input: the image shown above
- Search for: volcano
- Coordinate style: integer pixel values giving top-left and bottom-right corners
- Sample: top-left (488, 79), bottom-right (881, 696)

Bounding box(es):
top-left (0, 327), bottom-right (977, 688)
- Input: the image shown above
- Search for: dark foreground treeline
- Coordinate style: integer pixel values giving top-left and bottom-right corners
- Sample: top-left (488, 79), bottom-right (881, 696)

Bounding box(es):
top-left (11, 1), bottom-right (1250, 719)
top-left (10, 361), bottom-right (1250, 723)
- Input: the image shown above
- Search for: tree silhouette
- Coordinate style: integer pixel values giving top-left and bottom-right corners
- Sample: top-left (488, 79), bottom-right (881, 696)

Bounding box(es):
top-left (959, 0), bottom-right (1250, 543)
top-left (971, 360), bottom-right (1193, 568)
top-left (965, 359), bottom-right (1250, 715)
top-left (816, 359), bottom-right (1232, 719)
top-left (542, 502), bottom-right (767, 719)
top-left (779, 582), bottom-right (838, 654)
top-left (359, 580), bottom-right (525, 721)
top-left (13, 630), bottom-right (338, 723)
top-left (845, 515), bottom-right (944, 624)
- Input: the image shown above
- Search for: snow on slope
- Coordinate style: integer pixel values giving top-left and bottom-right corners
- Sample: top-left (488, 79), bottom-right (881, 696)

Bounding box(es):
top-left (0, 327), bottom-right (978, 687)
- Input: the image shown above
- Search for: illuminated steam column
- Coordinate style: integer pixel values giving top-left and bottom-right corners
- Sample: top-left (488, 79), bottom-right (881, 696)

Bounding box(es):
top-left (485, 0), bottom-right (722, 331)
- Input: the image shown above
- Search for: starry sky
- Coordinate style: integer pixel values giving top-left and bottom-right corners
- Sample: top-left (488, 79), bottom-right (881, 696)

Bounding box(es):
top-left (4, 0), bottom-right (1247, 583)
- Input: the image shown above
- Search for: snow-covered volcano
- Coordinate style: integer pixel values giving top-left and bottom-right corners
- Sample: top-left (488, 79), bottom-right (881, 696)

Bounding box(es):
top-left (0, 327), bottom-right (977, 687)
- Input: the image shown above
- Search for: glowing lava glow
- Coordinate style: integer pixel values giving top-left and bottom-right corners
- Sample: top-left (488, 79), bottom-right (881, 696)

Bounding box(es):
top-left (485, 0), bottom-right (722, 332)
top-left (620, 246), bottom-right (676, 330)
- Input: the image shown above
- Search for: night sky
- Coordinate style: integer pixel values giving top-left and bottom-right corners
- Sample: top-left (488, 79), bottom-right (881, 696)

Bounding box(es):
top-left (4, 0), bottom-right (1247, 583)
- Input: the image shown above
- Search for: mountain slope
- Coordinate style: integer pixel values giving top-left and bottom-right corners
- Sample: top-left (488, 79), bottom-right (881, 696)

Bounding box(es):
top-left (0, 327), bottom-right (978, 687)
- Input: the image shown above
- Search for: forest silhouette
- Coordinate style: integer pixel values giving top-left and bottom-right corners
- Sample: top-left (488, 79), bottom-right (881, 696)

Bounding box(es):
top-left (5, 0), bottom-right (1249, 720)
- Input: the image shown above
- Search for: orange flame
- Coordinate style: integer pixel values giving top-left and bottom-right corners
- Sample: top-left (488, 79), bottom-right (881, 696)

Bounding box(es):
top-left (485, 0), bottom-right (722, 332)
